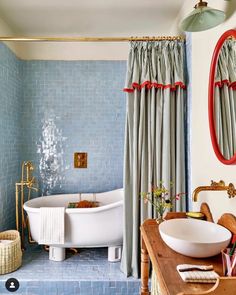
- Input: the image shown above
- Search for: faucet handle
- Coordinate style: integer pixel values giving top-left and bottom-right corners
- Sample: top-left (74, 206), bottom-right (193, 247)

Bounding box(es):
top-left (227, 183), bottom-right (236, 199)
top-left (27, 177), bottom-right (38, 191)
top-left (210, 180), bottom-right (225, 187)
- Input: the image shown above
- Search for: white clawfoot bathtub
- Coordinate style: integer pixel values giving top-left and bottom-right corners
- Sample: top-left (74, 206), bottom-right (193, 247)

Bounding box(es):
top-left (23, 188), bottom-right (123, 262)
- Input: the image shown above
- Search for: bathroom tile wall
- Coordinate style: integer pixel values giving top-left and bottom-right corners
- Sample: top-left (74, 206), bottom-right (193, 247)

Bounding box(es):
top-left (21, 60), bottom-right (126, 196)
top-left (0, 43), bottom-right (22, 230)
top-left (0, 41), bottom-right (127, 228)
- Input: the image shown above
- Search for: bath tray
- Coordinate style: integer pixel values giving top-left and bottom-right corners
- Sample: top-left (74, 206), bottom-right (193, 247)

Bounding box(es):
top-left (68, 201), bottom-right (100, 208)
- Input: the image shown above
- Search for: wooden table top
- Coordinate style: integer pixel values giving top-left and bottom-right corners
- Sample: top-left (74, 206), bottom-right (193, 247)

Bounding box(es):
top-left (141, 219), bottom-right (224, 295)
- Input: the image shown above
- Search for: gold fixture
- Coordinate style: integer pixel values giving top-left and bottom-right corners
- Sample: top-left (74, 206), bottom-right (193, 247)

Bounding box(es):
top-left (74, 152), bottom-right (87, 168)
top-left (0, 35), bottom-right (185, 42)
top-left (192, 180), bottom-right (236, 202)
top-left (15, 161), bottom-right (38, 249)
top-left (227, 183), bottom-right (236, 199)
top-left (194, 0), bottom-right (208, 8)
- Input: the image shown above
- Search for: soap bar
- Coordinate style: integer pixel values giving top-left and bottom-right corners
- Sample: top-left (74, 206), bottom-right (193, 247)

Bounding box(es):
top-left (0, 240), bottom-right (13, 246)
top-left (186, 212), bottom-right (205, 219)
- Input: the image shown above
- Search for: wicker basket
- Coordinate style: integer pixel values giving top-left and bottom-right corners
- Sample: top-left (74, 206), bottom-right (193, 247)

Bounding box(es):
top-left (0, 230), bottom-right (22, 275)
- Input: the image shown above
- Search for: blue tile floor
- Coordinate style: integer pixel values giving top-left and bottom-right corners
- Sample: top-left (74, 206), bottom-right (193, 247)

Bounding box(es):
top-left (0, 245), bottom-right (140, 295)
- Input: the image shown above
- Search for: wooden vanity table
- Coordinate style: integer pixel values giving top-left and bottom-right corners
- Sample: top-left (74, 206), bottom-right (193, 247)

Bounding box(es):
top-left (140, 215), bottom-right (236, 295)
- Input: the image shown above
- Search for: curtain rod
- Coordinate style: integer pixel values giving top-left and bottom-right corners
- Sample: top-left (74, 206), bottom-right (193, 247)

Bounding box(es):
top-left (0, 36), bottom-right (185, 42)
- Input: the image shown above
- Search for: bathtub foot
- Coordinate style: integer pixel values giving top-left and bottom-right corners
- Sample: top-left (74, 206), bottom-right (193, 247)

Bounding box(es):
top-left (49, 247), bottom-right (66, 261)
top-left (108, 246), bottom-right (122, 262)
top-left (68, 248), bottom-right (78, 255)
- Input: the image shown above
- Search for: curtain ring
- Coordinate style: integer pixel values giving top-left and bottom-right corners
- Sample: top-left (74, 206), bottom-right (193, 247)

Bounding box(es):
top-left (130, 41), bottom-right (135, 48)
top-left (131, 40), bottom-right (138, 49)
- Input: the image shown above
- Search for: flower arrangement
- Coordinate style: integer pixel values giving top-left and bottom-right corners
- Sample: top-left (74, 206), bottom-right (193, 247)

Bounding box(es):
top-left (141, 182), bottom-right (185, 223)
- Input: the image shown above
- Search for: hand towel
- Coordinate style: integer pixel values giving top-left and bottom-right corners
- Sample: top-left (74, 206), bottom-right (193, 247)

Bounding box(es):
top-left (39, 207), bottom-right (65, 245)
top-left (177, 264), bottom-right (219, 283)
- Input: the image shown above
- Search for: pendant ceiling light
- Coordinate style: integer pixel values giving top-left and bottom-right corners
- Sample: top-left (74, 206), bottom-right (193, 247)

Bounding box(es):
top-left (180, 0), bottom-right (226, 32)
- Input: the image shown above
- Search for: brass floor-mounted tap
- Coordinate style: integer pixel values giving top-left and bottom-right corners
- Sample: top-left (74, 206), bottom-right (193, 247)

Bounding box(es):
top-left (15, 161), bottom-right (38, 249)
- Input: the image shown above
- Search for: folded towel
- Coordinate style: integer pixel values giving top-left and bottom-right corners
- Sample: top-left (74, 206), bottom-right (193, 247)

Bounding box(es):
top-left (39, 207), bottom-right (65, 245)
top-left (177, 264), bottom-right (219, 283)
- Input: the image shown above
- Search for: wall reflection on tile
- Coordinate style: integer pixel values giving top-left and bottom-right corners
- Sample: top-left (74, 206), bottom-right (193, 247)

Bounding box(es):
top-left (22, 61), bottom-right (126, 195)
top-left (37, 113), bottom-right (68, 195)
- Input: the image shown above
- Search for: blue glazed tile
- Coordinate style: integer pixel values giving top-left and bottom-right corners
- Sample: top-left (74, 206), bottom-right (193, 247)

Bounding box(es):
top-left (0, 43), bottom-right (22, 231)
top-left (108, 281), bottom-right (116, 287)
top-left (0, 43), bottom-right (142, 295)
top-left (0, 42), bottom-right (126, 228)
top-left (21, 60), bottom-right (126, 197)
top-left (0, 247), bottom-right (140, 295)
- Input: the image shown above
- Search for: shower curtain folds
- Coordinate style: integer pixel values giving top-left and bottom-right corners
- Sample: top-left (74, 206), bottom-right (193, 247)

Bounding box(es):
top-left (121, 41), bottom-right (187, 278)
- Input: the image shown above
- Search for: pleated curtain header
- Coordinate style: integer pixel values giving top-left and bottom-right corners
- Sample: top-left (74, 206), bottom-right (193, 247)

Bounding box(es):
top-left (215, 40), bottom-right (236, 89)
top-left (124, 41), bottom-right (186, 92)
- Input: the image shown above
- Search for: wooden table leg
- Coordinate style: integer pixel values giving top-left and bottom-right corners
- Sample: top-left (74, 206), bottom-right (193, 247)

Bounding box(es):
top-left (141, 236), bottom-right (150, 295)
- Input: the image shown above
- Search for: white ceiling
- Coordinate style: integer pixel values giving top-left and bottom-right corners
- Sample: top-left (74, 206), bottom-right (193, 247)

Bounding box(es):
top-left (0, 0), bottom-right (185, 36)
top-left (0, 0), bottom-right (231, 60)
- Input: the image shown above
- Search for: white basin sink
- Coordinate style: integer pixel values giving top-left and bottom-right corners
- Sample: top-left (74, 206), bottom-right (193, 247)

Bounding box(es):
top-left (159, 218), bottom-right (231, 258)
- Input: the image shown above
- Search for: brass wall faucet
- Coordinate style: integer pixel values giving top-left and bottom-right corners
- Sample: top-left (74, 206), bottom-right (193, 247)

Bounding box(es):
top-left (15, 161), bottom-right (38, 249)
top-left (192, 180), bottom-right (236, 202)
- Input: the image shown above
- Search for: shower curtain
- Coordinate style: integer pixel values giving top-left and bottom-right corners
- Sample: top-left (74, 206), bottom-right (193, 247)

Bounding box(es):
top-left (121, 41), bottom-right (187, 278)
top-left (215, 40), bottom-right (236, 160)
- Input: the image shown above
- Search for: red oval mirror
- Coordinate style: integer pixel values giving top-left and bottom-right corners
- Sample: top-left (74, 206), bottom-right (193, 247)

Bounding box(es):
top-left (209, 29), bottom-right (236, 165)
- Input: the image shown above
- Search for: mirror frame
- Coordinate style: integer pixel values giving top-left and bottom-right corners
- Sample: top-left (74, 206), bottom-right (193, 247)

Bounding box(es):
top-left (208, 29), bottom-right (236, 165)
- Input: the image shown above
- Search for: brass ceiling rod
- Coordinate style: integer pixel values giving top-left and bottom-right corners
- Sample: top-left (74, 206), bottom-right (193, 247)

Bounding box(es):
top-left (0, 36), bottom-right (185, 42)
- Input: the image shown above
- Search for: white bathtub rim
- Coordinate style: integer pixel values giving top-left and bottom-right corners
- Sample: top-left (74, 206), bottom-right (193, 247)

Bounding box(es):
top-left (23, 188), bottom-right (123, 214)
top-left (24, 200), bottom-right (123, 214)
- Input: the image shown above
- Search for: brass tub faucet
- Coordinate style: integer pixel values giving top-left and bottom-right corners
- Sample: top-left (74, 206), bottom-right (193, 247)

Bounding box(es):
top-left (15, 161), bottom-right (38, 249)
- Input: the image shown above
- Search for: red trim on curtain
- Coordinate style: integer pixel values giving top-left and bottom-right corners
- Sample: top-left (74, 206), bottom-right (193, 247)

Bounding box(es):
top-left (123, 81), bottom-right (186, 92)
top-left (215, 79), bottom-right (236, 89)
